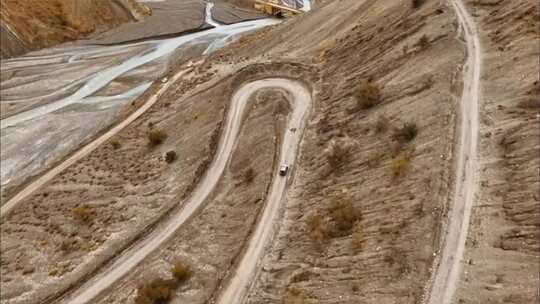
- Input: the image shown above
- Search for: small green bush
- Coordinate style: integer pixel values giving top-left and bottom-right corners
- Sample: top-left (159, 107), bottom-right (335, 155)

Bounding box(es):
top-left (148, 129), bottom-right (167, 146)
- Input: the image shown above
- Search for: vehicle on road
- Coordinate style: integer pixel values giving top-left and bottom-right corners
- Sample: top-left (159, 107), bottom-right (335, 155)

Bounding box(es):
top-left (279, 164), bottom-right (289, 176)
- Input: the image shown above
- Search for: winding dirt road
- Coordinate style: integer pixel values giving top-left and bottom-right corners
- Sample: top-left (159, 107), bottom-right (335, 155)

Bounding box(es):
top-left (62, 78), bottom-right (311, 304)
top-left (424, 0), bottom-right (482, 303)
top-left (217, 79), bottom-right (311, 304)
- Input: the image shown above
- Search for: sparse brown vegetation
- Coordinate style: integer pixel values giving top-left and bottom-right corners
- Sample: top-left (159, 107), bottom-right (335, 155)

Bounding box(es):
top-left (328, 199), bottom-right (362, 236)
top-left (326, 139), bottom-right (353, 171)
top-left (110, 139), bottom-right (121, 150)
top-left (307, 213), bottom-right (328, 242)
top-left (165, 151), bottom-right (177, 163)
top-left (171, 261), bottom-right (192, 282)
top-left (417, 35), bottom-right (430, 49)
top-left (391, 154), bottom-right (411, 177)
top-left (243, 167), bottom-right (256, 184)
top-left (147, 129), bottom-right (167, 146)
top-left (356, 80), bottom-right (382, 110)
top-left (134, 278), bottom-right (177, 304)
top-left (72, 204), bottom-right (93, 222)
top-left (135, 261), bottom-right (192, 304)
top-left (393, 122), bottom-right (418, 144)
top-left (412, 0), bottom-right (426, 9)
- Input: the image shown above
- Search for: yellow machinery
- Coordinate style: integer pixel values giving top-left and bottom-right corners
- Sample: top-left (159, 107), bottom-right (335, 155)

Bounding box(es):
top-left (254, 0), bottom-right (302, 17)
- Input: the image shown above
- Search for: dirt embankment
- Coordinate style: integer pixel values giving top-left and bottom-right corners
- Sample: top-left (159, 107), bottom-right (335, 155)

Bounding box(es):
top-left (454, 1), bottom-right (540, 303)
top-left (97, 0), bottom-right (465, 303)
top-left (0, 0), bottom-right (150, 58)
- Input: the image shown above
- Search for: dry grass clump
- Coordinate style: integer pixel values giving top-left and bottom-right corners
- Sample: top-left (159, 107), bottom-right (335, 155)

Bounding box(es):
top-left (325, 138), bottom-right (354, 172)
top-left (243, 167), bottom-right (256, 184)
top-left (72, 205), bottom-right (93, 222)
top-left (412, 0), bottom-right (426, 9)
top-left (110, 139), bottom-right (121, 150)
top-left (393, 122), bottom-right (418, 144)
top-left (171, 261), bottom-right (192, 282)
top-left (356, 80), bottom-right (382, 110)
top-left (307, 198), bottom-right (362, 241)
top-left (147, 128), bottom-right (167, 146)
top-left (391, 154), bottom-right (411, 177)
top-left (328, 199), bottom-right (362, 236)
top-left (135, 260), bottom-right (193, 304)
top-left (165, 151), bottom-right (177, 163)
top-left (307, 213), bottom-right (328, 242)
top-left (134, 278), bottom-right (177, 304)
top-left (417, 34), bottom-right (430, 49)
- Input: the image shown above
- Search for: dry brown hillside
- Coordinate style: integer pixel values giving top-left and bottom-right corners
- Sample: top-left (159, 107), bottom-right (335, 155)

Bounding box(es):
top-left (0, 0), bottom-right (150, 58)
top-left (455, 1), bottom-right (540, 303)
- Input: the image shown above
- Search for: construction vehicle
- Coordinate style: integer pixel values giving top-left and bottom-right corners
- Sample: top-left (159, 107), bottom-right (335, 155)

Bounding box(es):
top-left (254, 0), bottom-right (302, 17)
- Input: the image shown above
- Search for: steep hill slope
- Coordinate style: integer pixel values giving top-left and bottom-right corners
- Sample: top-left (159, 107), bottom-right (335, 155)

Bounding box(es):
top-left (0, 0), bottom-right (150, 58)
top-left (454, 1), bottom-right (539, 303)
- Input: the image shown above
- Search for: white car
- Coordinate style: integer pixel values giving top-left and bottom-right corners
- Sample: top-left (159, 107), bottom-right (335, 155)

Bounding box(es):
top-left (279, 164), bottom-right (289, 176)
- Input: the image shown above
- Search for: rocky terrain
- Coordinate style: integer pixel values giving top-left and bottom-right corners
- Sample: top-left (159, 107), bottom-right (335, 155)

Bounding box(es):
top-left (0, 0), bottom-right (538, 304)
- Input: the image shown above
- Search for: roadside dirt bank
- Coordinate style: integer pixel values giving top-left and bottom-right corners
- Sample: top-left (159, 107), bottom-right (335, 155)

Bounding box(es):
top-left (453, 1), bottom-right (539, 303)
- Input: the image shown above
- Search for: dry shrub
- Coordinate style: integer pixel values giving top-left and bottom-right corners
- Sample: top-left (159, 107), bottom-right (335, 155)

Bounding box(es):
top-left (356, 80), bottom-right (382, 110)
top-left (307, 213), bottom-right (328, 242)
top-left (412, 0), bottom-right (426, 9)
top-left (325, 138), bottom-right (354, 171)
top-left (135, 278), bottom-right (177, 304)
top-left (147, 129), bottom-right (167, 146)
top-left (243, 167), bottom-right (256, 184)
top-left (393, 122), bottom-right (418, 143)
top-left (391, 154), bottom-right (411, 177)
top-left (165, 151), bottom-right (177, 163)
top-left (417, 34), bottom-right (430, 49)
top-left (328, 199), bottom-right (362, 236)
top-left (110, 139), bottom-right (121, 150)
top-left (72, 205), bottom-right (93, 222)
top-left (171, 261), bottom-right (192, 282)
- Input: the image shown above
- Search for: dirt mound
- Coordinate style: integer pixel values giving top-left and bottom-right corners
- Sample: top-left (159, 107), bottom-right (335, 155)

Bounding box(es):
top-left (0, 0), bottom-right (150, 58)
